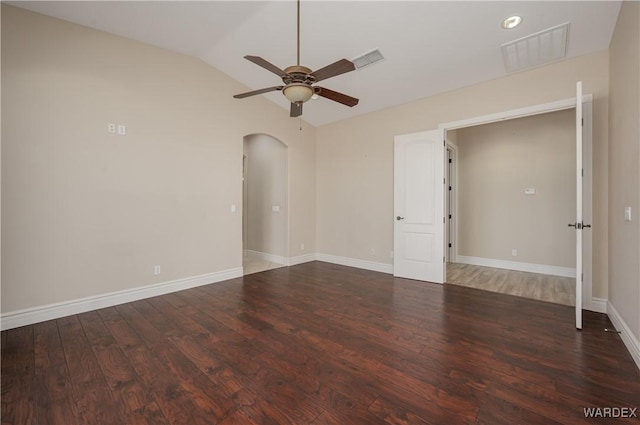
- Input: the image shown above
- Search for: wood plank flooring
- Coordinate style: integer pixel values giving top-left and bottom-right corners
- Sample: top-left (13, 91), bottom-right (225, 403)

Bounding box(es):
top-left (2, 261), bottom-right (639, 424)
top-left (446, 263), bottom-right (575, 306)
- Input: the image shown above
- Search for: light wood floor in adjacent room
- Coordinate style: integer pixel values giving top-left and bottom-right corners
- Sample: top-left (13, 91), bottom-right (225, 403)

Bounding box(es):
top-left (243, 255), bottom-right (286, 275)
top-left (446, 262), bottom-right (575, 306)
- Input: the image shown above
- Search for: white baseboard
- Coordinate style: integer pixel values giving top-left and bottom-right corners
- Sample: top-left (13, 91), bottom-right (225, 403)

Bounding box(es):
top-left (0, 267), bottom-right (243, 331)
top-left (589, 297), bottom-right (608, 314)
top-left (289, 253), bottom-right (317, 266)
top-left (244, 250), bottom-right (288, 266)
top-left (607, 301), bottom-right (640, 370)
top-left (316, 253), bottom-right (393, 274)
top-left (456, 255), bottom-right (576, 278)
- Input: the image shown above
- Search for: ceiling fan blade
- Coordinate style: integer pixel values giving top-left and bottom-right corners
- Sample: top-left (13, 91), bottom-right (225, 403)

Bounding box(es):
top-left (244, 55), bottom-right (287, 77)
top-left (316, 87), bottom-right (359, 107)
top-left (290, 102), bottom-right (303, 117)
top-left (233, 86), bottom-right (283, 99)
top-left (310, 59), bottom-right (356, 83)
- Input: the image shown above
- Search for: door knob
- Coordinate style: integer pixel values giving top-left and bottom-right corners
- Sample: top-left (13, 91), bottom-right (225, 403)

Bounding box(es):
top-left (396, 216), bottom-right (405, 221)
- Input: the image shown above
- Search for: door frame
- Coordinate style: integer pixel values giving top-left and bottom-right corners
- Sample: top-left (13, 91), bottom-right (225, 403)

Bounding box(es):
top-left (445, 143), bottom-right (458, 263)
top-left (439, 94), bottom-right (594, 311)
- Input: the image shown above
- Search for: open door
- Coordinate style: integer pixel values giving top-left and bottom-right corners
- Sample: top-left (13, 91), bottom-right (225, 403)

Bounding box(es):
top-left (570, 81), bottom-right (584, 330)
top-left (393, 129), bottom-right (445, 283)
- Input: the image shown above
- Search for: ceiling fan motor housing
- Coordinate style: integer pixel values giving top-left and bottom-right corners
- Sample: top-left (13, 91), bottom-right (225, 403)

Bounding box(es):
top-left (283, 66), bottom-right (315, 84)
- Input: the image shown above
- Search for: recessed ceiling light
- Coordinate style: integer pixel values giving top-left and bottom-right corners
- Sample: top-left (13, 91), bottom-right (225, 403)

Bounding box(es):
top-left (502, 15), bottom-right (522, 29)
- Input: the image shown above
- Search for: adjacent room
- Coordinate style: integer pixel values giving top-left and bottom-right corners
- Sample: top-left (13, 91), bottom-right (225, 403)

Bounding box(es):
top-left (446, 109), bottom-right (580, 306)
top-left (242, 133), bottom-right (289, 275)
top-left (2, 1), bottom-right (639, 424)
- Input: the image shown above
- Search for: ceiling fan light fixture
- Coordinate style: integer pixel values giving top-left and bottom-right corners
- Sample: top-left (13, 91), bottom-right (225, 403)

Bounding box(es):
top-left (283, 83), bottom-right (313, 103)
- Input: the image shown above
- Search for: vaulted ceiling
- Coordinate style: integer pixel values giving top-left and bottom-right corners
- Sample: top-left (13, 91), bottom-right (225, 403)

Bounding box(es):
top-left (10, 1), bottom-right (622, 126)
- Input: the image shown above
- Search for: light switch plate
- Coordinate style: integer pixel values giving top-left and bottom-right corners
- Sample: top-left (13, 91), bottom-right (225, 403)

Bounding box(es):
top-left (625, 206), bottom-right (632, 222)
top-left (524, 188), bottom-right (536, 195)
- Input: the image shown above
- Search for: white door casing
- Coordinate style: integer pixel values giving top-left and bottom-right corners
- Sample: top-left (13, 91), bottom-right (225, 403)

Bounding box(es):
top-left (574, 81), bottom-right (584, 330)
top-left (393, 129), bottom-right (445, 283)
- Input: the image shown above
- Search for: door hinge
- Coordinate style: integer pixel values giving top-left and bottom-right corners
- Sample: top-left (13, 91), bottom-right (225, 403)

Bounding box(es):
top-left (449, 158), bottom-right (452, 163)
top-left (443, 217), bottom-right (445, 223)
top-left (444, 140), bottom-right (446, 146)
top-left (448, 243), bottom-right (452, 248)
top-left (581, 273), bottom-right (584, 282)
top-left (582, 118), bottom-right (584, 126)
top-left (448, 214), bottom-right (452, 219)
top-left (582, 168), bottom-right (584, 177)
top-left (449, 186), bottom-right (452, 191)
top-left (443, 256), bottom-right (446, 263)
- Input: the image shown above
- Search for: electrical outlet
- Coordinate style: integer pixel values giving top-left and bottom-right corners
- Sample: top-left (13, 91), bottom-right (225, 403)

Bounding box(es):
top-left (154, 265), bottom-right (161, 275)
top-left (107, 123), bottom-right (116, 133)
top-left (370, 248), bottom-right (376, 255)
top-left (301, 243), bottom-right (305, 251)
top-left (117, 124), bottom-right (126, 135)
top-left (511, 249), bottom-right (518, 257)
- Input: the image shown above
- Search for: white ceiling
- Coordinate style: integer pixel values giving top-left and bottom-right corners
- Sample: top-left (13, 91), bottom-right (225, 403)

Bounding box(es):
top-left (9, 1), bottom-right (622, 127)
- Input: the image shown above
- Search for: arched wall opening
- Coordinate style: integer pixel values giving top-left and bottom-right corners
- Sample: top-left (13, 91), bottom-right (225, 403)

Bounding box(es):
top-left (242, 133), bottom-right (289, 274)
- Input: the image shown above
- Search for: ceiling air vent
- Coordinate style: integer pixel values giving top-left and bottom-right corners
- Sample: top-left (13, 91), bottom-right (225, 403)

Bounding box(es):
top-left (352, 49), bottom-right (385, 70)
top-left (501, 22), bottom-right (569, 73)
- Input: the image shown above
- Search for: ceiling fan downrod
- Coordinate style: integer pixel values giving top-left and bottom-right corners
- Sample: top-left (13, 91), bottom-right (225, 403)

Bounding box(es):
top-left (297, 0), bottom-right (301, 66)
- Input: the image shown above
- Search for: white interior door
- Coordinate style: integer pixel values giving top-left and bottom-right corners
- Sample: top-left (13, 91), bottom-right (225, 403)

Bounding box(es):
top-left (574, 81), bottom-right (584, 330)
top-left (394, 129), bottom-right (445, 283)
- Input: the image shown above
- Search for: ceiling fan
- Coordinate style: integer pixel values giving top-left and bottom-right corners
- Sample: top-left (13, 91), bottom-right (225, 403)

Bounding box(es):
top-left (233, 0), bottom-right (359, 118)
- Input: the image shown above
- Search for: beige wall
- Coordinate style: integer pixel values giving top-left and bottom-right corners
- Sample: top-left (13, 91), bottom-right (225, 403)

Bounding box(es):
top-left (456, 109), bottom-right (576, 268)
top-left (317, 49), bottom-right (609, 298)
top-left (243, 134), bottom-right (288, 257)
top-left (608, 1), bottom-right (640, 338)
top-left (1, 5), bottom-right (316, 313)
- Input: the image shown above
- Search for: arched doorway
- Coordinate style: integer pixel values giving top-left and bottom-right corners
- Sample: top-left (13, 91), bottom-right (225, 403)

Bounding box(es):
top-left (242, 134), bottom-right (289, 275)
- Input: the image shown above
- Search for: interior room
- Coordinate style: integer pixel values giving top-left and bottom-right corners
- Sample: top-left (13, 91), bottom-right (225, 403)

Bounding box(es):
top-left (446, 109), bottom-right (579, 306)
top-left (242, 133), bottom-right (288, 275)
top-left (2, 1), bottom-right (639, 424)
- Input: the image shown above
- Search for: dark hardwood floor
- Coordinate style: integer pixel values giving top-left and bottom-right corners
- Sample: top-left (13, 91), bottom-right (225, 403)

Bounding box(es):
top-left (2, 261), bottom-right (639, 424)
